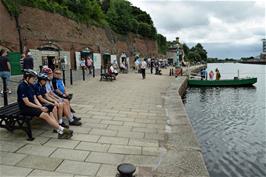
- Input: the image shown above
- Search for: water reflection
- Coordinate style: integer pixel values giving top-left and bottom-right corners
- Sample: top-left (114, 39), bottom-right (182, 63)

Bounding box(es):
top-left (183, 63), bottom-right (266, 177)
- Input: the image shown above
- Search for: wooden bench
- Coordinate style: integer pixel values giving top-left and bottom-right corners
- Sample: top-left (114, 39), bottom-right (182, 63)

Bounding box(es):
top-left (0, 102), bottom-right (34, 141)
top-left (100, 73), bottom-right (115, 81)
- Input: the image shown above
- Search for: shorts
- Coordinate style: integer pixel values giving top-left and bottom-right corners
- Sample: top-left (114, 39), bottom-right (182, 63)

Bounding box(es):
top-left (43, 103), bottom-right (54, 113)
top-left (20, 107), bottom-right (43, 117)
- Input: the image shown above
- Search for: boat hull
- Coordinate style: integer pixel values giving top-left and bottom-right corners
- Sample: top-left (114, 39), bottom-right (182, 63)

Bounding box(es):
top-left (188, 78), bottom-right (257, 86)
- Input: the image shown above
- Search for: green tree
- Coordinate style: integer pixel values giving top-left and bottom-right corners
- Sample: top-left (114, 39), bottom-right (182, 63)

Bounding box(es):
top-left (106, 0), bottom-right (133, 34)
top-left (182, 43), bottom-right (190, 61)
top-left (188, 51), bottom-right (201, 63)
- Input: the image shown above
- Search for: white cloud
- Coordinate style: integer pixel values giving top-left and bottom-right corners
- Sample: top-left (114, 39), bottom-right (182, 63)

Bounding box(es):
top-left (128, 0), bottom-right (266, 58)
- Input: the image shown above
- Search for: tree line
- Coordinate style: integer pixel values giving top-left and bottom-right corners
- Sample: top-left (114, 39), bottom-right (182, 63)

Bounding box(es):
top-left (2, 0), bottom-right (167, 54)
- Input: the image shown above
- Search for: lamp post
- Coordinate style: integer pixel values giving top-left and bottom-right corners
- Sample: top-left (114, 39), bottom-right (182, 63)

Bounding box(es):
top-left (175, 47), bottom-right (180, 68)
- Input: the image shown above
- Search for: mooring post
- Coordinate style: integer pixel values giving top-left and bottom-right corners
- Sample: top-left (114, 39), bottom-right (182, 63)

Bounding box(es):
top-left (117, 163), bottom-right (136, 177)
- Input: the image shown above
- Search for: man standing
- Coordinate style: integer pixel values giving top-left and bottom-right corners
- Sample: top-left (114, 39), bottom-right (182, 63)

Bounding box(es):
top-left (23, 50), bottom-right (34, 70)
top-left (0, 49), bottom-right (11, 94)
top-left (140, 59), bottom-right (147, 79)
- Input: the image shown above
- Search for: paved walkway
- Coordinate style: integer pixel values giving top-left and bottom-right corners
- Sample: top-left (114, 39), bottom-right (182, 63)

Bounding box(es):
top-left (0, 67), bottom-right (209, 177)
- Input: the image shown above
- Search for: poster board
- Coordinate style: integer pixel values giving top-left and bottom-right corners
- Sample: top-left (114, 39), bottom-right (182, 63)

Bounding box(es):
top-left (93, 53), bottom-right (101, 69)
top-left (75, 52), bottom-right (81, 69)
top-left (111, 55), bottom-right (117, 64)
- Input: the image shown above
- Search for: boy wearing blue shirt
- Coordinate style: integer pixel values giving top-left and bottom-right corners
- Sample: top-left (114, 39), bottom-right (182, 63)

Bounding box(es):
top-left (17, 70), bottom-right (73, 139)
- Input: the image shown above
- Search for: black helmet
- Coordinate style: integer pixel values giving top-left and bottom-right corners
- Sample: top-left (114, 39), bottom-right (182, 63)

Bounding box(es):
top-left (37, 73), bottom-right (48, 81)
top-left (23, 69), bottom-right (37, 78)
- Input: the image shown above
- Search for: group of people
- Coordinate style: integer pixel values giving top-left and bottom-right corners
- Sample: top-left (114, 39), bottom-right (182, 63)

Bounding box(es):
top-left (200, 68), bottom-right (221, 80)
top-left (17, 66), bottom-right (82, 139)
top-left (80, 56), bottom-right (93, 76)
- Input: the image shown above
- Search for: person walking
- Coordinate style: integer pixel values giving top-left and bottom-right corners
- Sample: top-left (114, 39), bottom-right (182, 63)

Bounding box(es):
top-left (150, 58), bottom-right (154, 74)
top-left (0, 49), bottom-right (11, 94)
top-left (23, 50), bottom-right (34, 70)
top-left (140, 59), bottom-right (147, 79)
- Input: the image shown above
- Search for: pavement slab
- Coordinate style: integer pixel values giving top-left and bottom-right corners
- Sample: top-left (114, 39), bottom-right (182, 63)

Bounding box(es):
top-left (50, 148), bottom-right (90, 161)
top-left (0, 151), bottom-right (27, 165)
top-left (56, 160), bottom-right (100, 176)
top-left (0, 164), bottom-right (32, 177)
top-left (16, 155), bottom-right (63, 171)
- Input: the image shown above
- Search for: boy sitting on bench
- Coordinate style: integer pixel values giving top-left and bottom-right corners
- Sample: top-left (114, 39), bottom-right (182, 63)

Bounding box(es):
top-left (17, 69), bottom-right (73, 139)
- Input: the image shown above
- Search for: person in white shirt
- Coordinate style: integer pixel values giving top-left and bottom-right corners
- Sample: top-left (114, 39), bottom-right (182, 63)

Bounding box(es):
top-left (140, 59), bottom-right (147, 79)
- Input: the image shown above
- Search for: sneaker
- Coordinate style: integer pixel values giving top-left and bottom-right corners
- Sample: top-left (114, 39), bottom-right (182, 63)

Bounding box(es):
top-left (8, 90), bottom-right (11, 94)
top-left (73, 116), bottom-right (81, 121)
top-left (0, 90), bottom-right (3, 94)
top-left (69, 119), bottom-right (82, 126)
top-left (58, 129), bottom-right (73, 139)
top-left (59, 122), bottom-right (69, 129)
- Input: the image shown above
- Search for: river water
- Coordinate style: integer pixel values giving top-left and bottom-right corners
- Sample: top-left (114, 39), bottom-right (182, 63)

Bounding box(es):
top-left (183, 63), bottom-right (266, 177)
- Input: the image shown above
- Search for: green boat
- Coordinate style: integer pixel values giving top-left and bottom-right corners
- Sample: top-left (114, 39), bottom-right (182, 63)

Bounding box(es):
top-left (188, 77), bottom-right (257, 86)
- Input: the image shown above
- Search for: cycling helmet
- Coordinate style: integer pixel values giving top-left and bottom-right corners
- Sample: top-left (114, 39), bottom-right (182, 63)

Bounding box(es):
top-left (42, 66), bottom-right (53, 74)
top-left (37, 73), bottom-right (49, 81)
top-left (23, 69), bottom-right (37, 78)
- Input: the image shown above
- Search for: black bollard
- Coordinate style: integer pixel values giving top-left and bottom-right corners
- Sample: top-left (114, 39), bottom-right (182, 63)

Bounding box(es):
top-left (70, 68), bottom-right (73, 85)
top-left (3, 77), bottom-right (8, 106)
top-left (62, 69), bottom-right (66, 85)
top-left (169, 69), bottom-right (172, 76)
top-left (171, 68), bottom-right (174, 76)
top-left (92, 65), bottom-right (95, 78)
top-left (82, 67), bottom-right (85, 81)
top-left (117, 163), bottom-right (136, 177)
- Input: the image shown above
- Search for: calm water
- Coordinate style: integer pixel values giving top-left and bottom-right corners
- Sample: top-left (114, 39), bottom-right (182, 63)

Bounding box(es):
top-left (183, 63), bottom-right (266, 177)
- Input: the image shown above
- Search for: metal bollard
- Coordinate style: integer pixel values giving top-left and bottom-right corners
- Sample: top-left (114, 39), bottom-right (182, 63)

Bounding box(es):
top-left (70, 68), bottom-right (73, 85)
top-left (92, 65), bottom-right (95, 78)
top-left (82, 67), bottom-right (85, 81)
top-left (62, 69), bottom-right (66, 85)
top-left (169, 69), bottom-right (172, 76)
top-left (3, 77), bottom-right (8, 106)
top-left (117, 163), bottom-right (136, 177)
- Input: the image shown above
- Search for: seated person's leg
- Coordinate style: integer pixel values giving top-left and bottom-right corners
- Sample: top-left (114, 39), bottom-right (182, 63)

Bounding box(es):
top-left (39, 112), bottom-right (73, 139)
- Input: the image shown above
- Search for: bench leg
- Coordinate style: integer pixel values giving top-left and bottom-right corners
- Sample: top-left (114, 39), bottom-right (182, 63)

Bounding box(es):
top-left (25, 120), bottom-right (34, 141)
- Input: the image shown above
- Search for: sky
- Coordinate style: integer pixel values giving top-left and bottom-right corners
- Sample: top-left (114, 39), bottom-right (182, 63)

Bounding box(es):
top-left (128, 0), bottom-right (266, 59)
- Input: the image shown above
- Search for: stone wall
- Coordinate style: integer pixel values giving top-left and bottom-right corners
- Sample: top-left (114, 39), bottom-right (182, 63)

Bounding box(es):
top-left (0, 1), bottom-right (159, 68)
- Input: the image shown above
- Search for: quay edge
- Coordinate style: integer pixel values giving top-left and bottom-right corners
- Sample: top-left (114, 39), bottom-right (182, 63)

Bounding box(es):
top-left (155, 65), bottom-right (210, 177)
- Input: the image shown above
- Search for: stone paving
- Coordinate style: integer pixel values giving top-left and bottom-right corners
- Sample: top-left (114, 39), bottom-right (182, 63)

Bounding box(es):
top-left (0, 67), bottom-right (209, 177)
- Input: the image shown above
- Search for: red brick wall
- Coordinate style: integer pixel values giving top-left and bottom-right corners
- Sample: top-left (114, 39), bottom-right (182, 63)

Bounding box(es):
top-left (0, 1), bottom-right (159, 62)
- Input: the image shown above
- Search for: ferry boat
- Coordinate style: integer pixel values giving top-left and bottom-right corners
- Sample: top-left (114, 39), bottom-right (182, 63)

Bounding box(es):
top-left (188, 77), bottom-right (257, 86)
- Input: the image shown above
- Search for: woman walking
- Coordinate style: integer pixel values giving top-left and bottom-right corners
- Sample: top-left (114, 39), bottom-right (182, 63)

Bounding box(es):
top-left (0, 49), bottom-right (11, 94)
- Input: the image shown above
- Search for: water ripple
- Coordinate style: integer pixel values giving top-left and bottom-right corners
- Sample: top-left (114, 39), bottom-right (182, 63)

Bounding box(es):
top-left (184, 64), bottom-right (266, 177)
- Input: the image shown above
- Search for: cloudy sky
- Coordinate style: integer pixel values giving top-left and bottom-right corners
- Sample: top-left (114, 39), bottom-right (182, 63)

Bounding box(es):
top-left (128, 0), bottom-right (266, 59)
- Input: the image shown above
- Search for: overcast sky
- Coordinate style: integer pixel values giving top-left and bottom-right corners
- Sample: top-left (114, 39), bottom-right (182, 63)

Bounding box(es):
top-left (128, 0), bottom-right (266, 59)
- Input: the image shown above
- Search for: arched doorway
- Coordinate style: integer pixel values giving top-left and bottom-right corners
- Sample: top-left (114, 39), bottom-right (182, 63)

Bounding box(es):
top-left (37, 43), bottom-right (61, 71)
